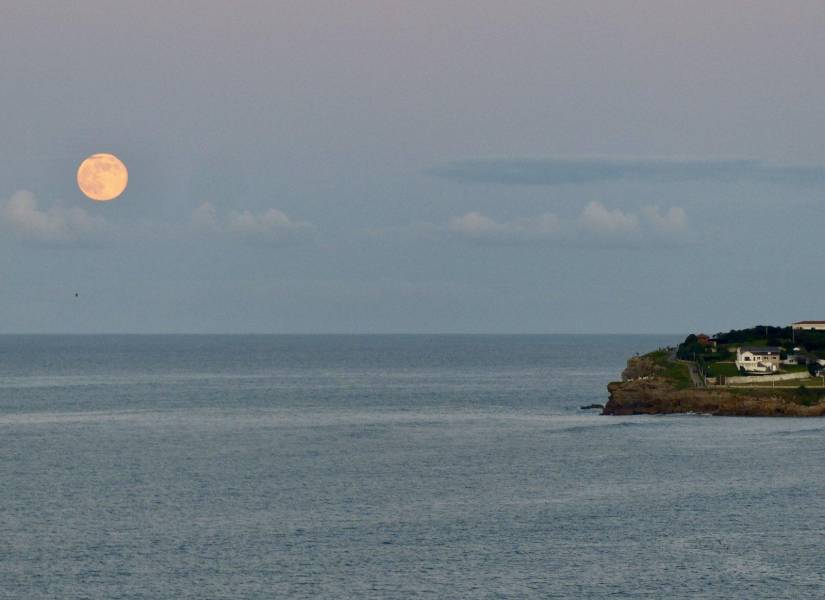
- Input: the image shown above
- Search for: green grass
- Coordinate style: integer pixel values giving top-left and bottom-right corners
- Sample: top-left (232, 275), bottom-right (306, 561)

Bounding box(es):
top-left (782, 364), bottom-right (809, 373)
top-left (707, 362), bottom-right (739, 377)
top-left (645, 350), bottom-right (693, 389)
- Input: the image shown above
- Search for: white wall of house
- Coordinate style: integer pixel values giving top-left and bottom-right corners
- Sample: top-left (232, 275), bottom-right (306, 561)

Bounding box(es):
top-left (720, 371), bottom-right (812, 385)
top-left (735, 348), bottom-right (780, 373)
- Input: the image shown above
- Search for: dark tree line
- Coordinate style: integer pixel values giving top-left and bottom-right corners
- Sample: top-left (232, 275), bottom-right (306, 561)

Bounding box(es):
top-left (678, 326), bottom-right (825, 361)
top-left (713, 326), bottom-right (791, 345)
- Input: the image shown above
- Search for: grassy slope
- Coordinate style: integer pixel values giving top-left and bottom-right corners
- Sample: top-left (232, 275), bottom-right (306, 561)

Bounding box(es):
top-left (644, 348), bottom-right (825, 400)
top-left (707, 362), bottom-right (739, 377)
top-left (645, 350), bottom-right (693, 389)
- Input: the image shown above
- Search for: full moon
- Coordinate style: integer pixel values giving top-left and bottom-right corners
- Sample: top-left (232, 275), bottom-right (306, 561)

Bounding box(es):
top-left (77, 153), bottom-right (128, 201)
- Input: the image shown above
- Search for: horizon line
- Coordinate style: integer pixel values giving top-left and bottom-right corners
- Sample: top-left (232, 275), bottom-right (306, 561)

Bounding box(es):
top-left (0, 331), bottom-right (687, 336)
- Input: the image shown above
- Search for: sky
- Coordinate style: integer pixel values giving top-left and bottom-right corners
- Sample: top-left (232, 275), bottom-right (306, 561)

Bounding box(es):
top-left (2, 0), bottom-right (825, 333)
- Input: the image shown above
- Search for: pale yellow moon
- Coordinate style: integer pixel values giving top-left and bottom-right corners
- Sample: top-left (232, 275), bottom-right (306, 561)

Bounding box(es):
top-left (77, 153), bottom-right (128, 201)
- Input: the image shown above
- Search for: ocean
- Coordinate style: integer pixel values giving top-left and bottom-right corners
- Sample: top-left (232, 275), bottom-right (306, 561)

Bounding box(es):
top-left (1, 334), bottom-right (823, 599)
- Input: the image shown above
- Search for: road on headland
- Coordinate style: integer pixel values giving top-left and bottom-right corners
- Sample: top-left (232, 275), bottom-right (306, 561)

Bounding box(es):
top-left (669, 349), bottom-right (705, 388)
top-left (683, 361), bottom-right (705, 388)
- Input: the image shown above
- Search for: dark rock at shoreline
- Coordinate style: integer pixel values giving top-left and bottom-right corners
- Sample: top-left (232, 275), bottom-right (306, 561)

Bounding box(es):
top-left (580, 404), bottom-right (605, 410)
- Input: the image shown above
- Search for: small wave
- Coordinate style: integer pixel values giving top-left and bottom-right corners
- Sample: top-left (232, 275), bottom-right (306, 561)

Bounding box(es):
top-left (555, 419), bottom-right (672, 434)
top-left (0, 410), bottom-right (154, 426)
top-left (764, 427), bottom-right (825, 437)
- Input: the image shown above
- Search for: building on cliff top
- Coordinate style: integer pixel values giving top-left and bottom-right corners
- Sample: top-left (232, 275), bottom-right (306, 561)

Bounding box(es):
top-left (792, 321), bottom-right (825, 331)
top-left (735, 346), bottom-right (781, 374)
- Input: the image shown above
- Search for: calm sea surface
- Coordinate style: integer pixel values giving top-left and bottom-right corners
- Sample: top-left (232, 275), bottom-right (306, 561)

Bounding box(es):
top-left (1, 335), bottom-right (824, 599)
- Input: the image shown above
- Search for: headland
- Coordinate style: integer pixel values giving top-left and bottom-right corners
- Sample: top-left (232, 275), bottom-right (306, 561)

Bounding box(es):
top-left (605, 324), bottom-right (825, 416)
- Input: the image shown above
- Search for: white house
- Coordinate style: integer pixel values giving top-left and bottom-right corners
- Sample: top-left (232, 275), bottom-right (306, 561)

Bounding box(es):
top-left (735, 346), bottom-right (781, 374)
top-left (792, 321), bottom-right (825, 331)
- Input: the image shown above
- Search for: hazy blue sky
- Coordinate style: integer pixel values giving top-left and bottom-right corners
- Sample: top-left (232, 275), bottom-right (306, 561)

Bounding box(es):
top-left (2, 1), bottom-right (824, 333)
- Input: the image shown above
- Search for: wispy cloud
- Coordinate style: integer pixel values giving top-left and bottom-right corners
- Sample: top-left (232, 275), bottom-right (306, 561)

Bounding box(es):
top-left (430, 157), bottom-right (825, 186)
top-left (0, 190), bottom-right (108, 244)
top-left (578, 202), bottom-right (639, 235)
top-left (423, 201), bottom-right (691, 246)
top-left (447, 211), bottom-right (561, 242)
top-left (641, 205), bottom-right (689, 235)
top-left (192, 202), bottom-right (314, 244)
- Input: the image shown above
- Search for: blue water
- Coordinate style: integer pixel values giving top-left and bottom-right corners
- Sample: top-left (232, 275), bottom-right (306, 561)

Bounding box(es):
top-left (1, 335), bottom-right (824, 598)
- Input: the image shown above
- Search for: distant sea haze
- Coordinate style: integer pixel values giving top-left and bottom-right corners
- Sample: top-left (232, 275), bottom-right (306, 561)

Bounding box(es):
top-left (2, 334), bottom-right (824, 598)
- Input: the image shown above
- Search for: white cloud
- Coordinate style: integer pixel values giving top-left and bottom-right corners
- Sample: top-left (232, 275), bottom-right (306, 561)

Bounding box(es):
top-left (642, 205), bottom-right (689, 235)
top-left (447, 211), bottom-right (560, 242)
top-left (578, 201), bottom-right (640, 235)
top-left (192, 202), bottom-right (313, 244)
top-left (440, 202), bottom-right (690, 245)
top-left (1, 190), bottom-right (107, 244)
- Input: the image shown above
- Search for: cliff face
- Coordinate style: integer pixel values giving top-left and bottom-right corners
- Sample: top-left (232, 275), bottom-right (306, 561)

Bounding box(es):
top-left (605, 379), bottom-right (825, 416)
top-left (619, 355), bottom-right (663, 381)
top-left (605, 356), bottom-right (825, 417)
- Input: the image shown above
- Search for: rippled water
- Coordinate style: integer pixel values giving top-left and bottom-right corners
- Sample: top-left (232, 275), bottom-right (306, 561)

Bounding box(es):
top-left (1, 335), bottom-right (824, 598)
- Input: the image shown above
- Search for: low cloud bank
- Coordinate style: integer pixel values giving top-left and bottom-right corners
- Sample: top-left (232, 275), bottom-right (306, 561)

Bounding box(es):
top-left (192, 202), bottom-right (313, 244)
top-left (444, 201), bottom-right (689, 245)
top-left (0, 190), bottom-right (108, 244)
top-left (448, 211), bottom-right (560, 242)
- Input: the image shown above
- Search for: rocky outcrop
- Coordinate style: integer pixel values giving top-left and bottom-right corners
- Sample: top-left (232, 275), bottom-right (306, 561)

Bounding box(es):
top-left (620, 355), bottom-right (663, 381)
top-left (605, 378), bottom-right (825, 417)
